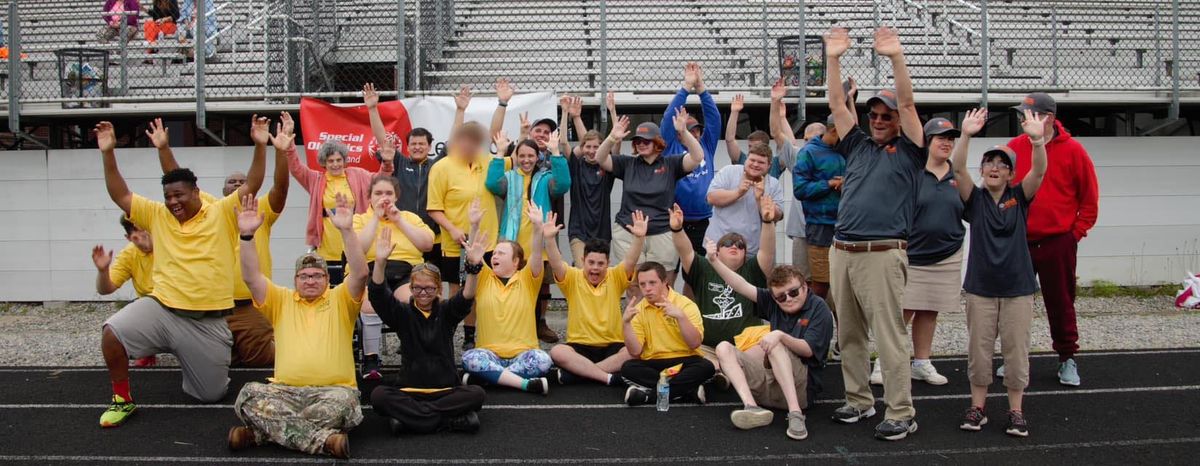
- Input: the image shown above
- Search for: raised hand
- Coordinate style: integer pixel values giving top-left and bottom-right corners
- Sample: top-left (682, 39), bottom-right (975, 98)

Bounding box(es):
top-left (683, 62), bottom-right (700, 92)
top-left (660, 300), bottom-right (685, 319)
top-left (328, 193), bottom-right (353, 231)
top-left (376, 225), bottom-right (396, 260)
top-left (526, 201), bottom-right (545, 229)
top-left (847, 77), bottom-right (859, 103)
top-left (609, 115), bottom-right (630, 140)
top-left (605, 91), bottom-right (616, 114)
top-left (873, 27), bottom-right (903, 58)
top-left (495, 78), bottom-right (514, 104)
top-left (492, 131), bottom-right (511, 154)
top-left (272, 120), bottom-right (296, 152)
top-left (250, 114), bottom-right (271, 146)
top-left (547, 130), bottom-right (561, 155)
top-left (824, 27), bottom-right (851, 58)
top-left (625, 210), bottom-right (649, 238)
top-left (468, 197), bottom-right (483, 228)
top-left (1020, 109), bottom-right (1048, 141)
top-left (145, 118), bottom-right (170, 149)
top-left (237, 193), bottom-right (263, 235)
top-left (669, 203), bottom-right (684, 232)
top-left (622, 298), bottom-right (640, 323)
top-left (672, 106), bottom-right (690, 135)
top-left (464, 231), bottom-right (488, 265)
top-left (961, 108), bottom-right (988, 137)
top-left (279, 111), bottom-right (295, 136)
top-left (703, 237), bottom-right (719, 259)
top-left (759, 195), bottom-right (777, 223)
top-left (519, 112), bottom-right (531, 139)
top-left (95, 121), bottom-right (116, 152)
top-left (568, 96), bottom-right (583, 118)
top-left (363, 82), bottom-right (379, 108)
top-left (770, 78), bottom-right (787, 101)
top-left (91, 245), bottom-right (113, 270)
top-left (731, 94), bottom-right (745, 113)
top-left (558, 95), bottom-right (571, 114)
top-left (541, 211), bottom-right (563, 238)
top-left (455, 85), bottom-right (472, 110)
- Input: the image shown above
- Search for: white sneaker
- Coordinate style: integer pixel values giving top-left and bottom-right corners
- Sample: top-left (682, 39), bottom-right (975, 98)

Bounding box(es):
top-left (869, 359), bottom-right (883, 385)
top-left (911, 361), bottom-right (948, 385)
top-left (996, 364), bottom-right (1006, 378)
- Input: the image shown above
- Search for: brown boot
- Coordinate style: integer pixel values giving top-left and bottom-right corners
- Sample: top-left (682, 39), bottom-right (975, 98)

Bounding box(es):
top-left (227, 426), bottom-right (256, 451)
top-left (323, 432), bottom-right (350, 459)
top-left (536, 319), bottom-right (559, 343)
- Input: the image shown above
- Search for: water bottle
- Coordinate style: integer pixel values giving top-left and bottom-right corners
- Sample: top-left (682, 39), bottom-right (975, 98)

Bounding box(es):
top-left (656, 374), bottom-right (670, 412)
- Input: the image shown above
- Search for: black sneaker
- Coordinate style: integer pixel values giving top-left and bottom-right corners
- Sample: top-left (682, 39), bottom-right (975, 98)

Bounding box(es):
top-left (388, 417), bottom-right (405, 436)
top-left (525, 377), bottom-right (550, 395)
top-left (959, 406), bottom-right (988, 432)
top-left (874, 418), bottom-right (918, 441)
top-left (447, 411), bottom-right (480, 433)
top-left (1005, 410), bottom-right (1029, 437)
top-left (831, 404), bottom-right (877, 424)
top-left (549, 368), bottom-right (579, 385)
top-left (362, 354), bottom-right (382, 380)
top-left (624, 386), bottom-right (652, 406)
top-left (462, 337), bottom-right (476, 351)
top-left (461, 373), bottom-right (485, 386)
top-left (711, 373), bottom-right (731, 391)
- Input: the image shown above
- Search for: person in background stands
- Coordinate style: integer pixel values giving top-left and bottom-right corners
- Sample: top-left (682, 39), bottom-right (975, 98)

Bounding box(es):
top-left (177, 0), bottom-right (217, 58)
top-left (143, 0), bottom-right (179, 50)
top-left (792, 115), bottom-right (845, 311)
top-left (98, 0), bottom-right (140, 43)
top-left (564, 93), bottom-right (619, 266)
top-left (663, 63), bottom-right (721, 261)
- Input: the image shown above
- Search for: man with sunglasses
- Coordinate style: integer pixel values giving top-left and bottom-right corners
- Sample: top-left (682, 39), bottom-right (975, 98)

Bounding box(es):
top-left (705, 240), bottom-right (834, 441)
top-left (1001, 92), bottom-right (1099, 387)
top-left (823, 27), bottom-right (925, 441)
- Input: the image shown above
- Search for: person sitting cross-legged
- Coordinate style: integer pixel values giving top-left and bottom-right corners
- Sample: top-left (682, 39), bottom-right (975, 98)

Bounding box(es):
top-left (227, 193), bottom-right (367, 459)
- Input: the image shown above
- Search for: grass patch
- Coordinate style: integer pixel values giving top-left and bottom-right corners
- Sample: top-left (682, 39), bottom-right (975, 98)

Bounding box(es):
top-left (1077, 280), bottom-right (1179, 298)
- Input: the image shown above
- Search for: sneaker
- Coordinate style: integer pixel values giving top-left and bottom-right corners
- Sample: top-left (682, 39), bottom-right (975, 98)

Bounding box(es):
top-left (996, 364), bottom-right (1006, 378)
top-left (99, 394), bottom-right (136, 428)
top-left (869, 359), bottom-right (883, 385)
top-left (831, 404), bottom-right (877, 424)
top-left (624, 386), bottom-right (652, 406)
top-left (462, 337), bottom-right (475, 352)
top-left (1005, 410), bottom-right (1029, 437)
top-left (549, 368), bottom-right (580, 385)
top-left (1058, 359), bottom-right (1081, 387)
top-left (695, 385), bottom-right (707, 404)
top-left (730, 406), bottom-right (774, 430)
top-left (362, 354), bottom-right (382, 380)
top-left (874, 418), bottom-right (918, 441)
top-left (388, 417), bottom-right (405, 436)
top-left (911, 361), bottom-right (948, 385)
top-left (447, 411), bottom-right (481, 433)
top-left (606, 373), bottom-right (625, 387)
top-left (786, 411), bottom-right (809, 440)
top-left (711, 373), bottom-right (731, 391)
top-left (461, 373), bottom-right (485, 386)
top-left (323, 432), bottom-right (350, 459)
top-left (227, 426), bottom-right (256, 451)
top-left (959, 406), bottom-right (988, 432)
top-left (536, 320), bottom-right (559, 343)
top-left (526, 377), bottom-right (550, 395)
top-left (131, 356), bottom-right (157, 367)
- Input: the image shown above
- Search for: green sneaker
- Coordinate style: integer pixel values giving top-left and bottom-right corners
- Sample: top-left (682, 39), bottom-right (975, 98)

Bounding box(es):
top-left (99, 395), bottom-right (136, 428)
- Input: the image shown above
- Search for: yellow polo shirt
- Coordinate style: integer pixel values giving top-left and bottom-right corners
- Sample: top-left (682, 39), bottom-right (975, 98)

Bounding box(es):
top-left (475, 264), bottom-right (540, 358)
top-left (427, 153), bottom-right (499, 256)
top-left (557, 266), bottom-right (628, 346)
top-left (317, 174), bottom-right (354, 261)
top-left (353, 208), bottom-right (433, 263)
top-left (109, 243), bottom-right (154, 297)
top-left (629, 290), bottom-right (704, 360)
top-left (255, 282), bottom-right (362, 388)
top-left (129, 192), bottom-right (239, 311)
top-left (197, 193), bottom-right (280, 302)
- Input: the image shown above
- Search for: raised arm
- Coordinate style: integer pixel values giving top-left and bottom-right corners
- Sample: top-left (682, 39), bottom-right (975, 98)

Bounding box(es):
top-left (363, 83), bottom-right (388, 151)
top-left (725, 94), bottom-right (744, 164)
top-left (356, 201), bottom-right (384, 253)
top-left (1019, 110), bottom-right (1050, 198)
top-left (824, 28), bottom-right (857, 139)
top-left (669, 203), bottom-right (696, 272)
top-left (605, 92), bottom-right (619, 133)
top-left (874, 27), bottom-right (923, 146)
top-left (674, 107), bottom-right (707, 173)
top-left (461, 230), bottom-right (488, 300)
top-left (664, 300), bottom-right (703, 350)
top-left (557, 95), bottom-right (573, 155)
top-left (756, 198), bottom-right (778, 273)
top-left (620, 211), bottom-right (649, 277)
top-left (489, 78), bottom-right (514, 139)
top-left (238, 115), bottom-right (270, 198)
top-left (542, 216), bottom-right (569, 282)
top-left (703, 239), bottom-right (759, 302)
top-left (96, 122), bottom-right (133, 215)
top-left (91, 246), bottom-right (118, 295)
top-left (237, 194), bottom-right (270, 305)
top-left (453, 86), bottom-right (471, 133)
top-left (595, 115), bottom-right (629, 172)
top-left (526, 202), bottom-right (547, 280)
top-left (546, 131), bottom-right (571, 196)
top-left (621, 299), bottom-right (645, 358)
top-left (772, 81), bottom-right (798, 147)
top-left (696, 66), bottom-right (720, 154)
top-left (952, 108), bottom-right (987, 201)
top-left (659, 66), bottom-right (694, 153)
top-left (146, 118), bottom-right (180, 173)
top-left (569, 95), bottom-right (588, 147)
top-left (332, 193), bottom-right (369, 300)
top-left (267, 112), bottom-right (295, 213)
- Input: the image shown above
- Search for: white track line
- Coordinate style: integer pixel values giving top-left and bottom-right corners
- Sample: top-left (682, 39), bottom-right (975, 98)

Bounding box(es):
top-left (1, 384), bottom-right (1195, 410)
top-left (0, 436), bottom-right (1196, 464)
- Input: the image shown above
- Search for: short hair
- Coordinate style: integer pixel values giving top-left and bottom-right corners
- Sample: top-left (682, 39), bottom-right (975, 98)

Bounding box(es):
top-left (767, 265), bottom-right (807, 288)
top-left (161, 168), bottom-right (198, 188)
top-left (317, 140), bottom-right (349, 167)
top-left (408, 127), bottom-right (433, 144)
top-left (747, 130), bottom-right (771, 143)
top-left (452, 121), bottom-right (487, 149)
top-left (636, 261), bottom-right (667, 282)
top-left (369, 174), bottom-right (399, 195)
top-left (747, 142), bottom-right (773, 163)
top-left (803, 122), bottom-right (827, 139)
top-left (583, 239), bottom-right (610, 259)
top-left (119, 215), bottom-right (136, 235)
top-left (581, 130), bottom-right (603, 144)
top-left (497, 239), bottom-right (526, 270)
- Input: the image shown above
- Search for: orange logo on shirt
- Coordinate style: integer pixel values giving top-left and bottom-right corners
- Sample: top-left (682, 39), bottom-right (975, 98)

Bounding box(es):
top-left (800, 319), bottom-right (810, 327)
top-left (950, 179), bottom-right (958, 188)
top-left (654, 165), bottom-right (667, 175)
top-left (998, 199), bottom-right (1018, 211)
top-left (885, 144), bottom-right (897, 154)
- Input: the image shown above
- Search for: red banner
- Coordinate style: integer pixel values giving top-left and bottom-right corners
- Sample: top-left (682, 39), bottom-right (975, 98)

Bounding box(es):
top-left (298, 97), bottom-right (413, 172)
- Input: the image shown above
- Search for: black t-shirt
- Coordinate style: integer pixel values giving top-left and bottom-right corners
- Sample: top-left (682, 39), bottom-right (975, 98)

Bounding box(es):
top-left (907, 166), bottom-right (966, 266)
top-left (567, 155), bottom-right (615, 242)
top-left (754, 288), bottom-right (835, 400)
top-left (609, 154), bottom-right (688, 235)
top-left (685, 258), bottom-right (766, 347)
top-left (962, 185), bottom-right (1038, 297)
top-left (393, 156), bottom-right (441, 234)
top-left (368, 279), bottom-right (473, 389)
top-left (833, 127), bottom-right (927, 241)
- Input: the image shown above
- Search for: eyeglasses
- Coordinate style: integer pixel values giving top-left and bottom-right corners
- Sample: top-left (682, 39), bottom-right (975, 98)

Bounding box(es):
top-left (718, 238), bottom-right (747, 250)
top-left (296, 273), bottom-right (327, 282)
top-left (772, 286), bottom-right (805, 303)
top-left (411, 286), bottom-right (439, 295)
top-left (867, 112), bottom-right (895, 122)
top-left (981, 161), bottom-right (1012, 170)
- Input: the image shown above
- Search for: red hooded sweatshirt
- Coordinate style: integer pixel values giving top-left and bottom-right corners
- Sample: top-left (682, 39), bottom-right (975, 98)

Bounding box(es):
top-left (1008, 120), bottom-right (1100, 242)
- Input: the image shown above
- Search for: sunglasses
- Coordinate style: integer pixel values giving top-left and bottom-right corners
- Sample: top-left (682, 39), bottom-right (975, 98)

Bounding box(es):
top-left (772, 286), bottom-right (804, 303)
top-left (867, 112), bottom-right (895, 122)
top-left (718, 238), bottom-right (747, 250)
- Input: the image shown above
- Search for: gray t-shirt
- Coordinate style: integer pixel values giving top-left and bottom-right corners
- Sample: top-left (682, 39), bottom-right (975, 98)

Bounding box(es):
top-left (737, 142), bottom-right (806, 238)
top-left (834, 127), bottom-right (927, 241)
top-left (704, 164), bottom-right (786, 255)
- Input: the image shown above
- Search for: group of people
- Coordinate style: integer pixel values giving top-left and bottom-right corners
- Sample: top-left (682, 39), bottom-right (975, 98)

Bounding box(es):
top-left (89, 26), bottom-right (1098, 459)
top-left (96, 0), bottom-right (217, 59)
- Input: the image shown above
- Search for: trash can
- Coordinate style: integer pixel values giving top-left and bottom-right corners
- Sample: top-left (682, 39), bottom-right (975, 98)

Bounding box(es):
top-left (55, 48), bottom-right (109, 109)
top-left (776, 35), bottom-right (825, 96)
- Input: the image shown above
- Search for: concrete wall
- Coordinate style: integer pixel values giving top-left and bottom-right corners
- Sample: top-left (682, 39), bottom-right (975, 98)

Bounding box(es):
top-left (1, 137), bottom-right (1197, 301)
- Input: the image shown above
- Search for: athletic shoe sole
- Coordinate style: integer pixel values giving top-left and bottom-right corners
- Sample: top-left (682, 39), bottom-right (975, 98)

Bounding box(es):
top-left (730, 409), bottom-right (774, 430)
top-left (832, 406), bottom-right (877, 424)
top-left (786, 428), bottom-right (809, 440)
top-left (959, 417), bottom-right (988, 431)
top-left (875, 420), bottom-right (918, 441)
top-left (1005, 427), bottom-right (1029, 437)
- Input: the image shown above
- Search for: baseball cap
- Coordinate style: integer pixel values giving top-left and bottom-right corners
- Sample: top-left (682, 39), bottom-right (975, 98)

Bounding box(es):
top-left (825, 114), bottom-right (837, 126)
top-left (1012, 92), bottom-right (1056, 114)
top-left (294, 254), bottom-right (329, 276)
top-left (923, 117), bottom-right (961, 139)
top-left (633, 122), bottom-right (661, 141)
top-left (981, 145), bottom-right (1018, 170)
top-left (686, 116), bottom-right (702, 132)
top-left (531, 118), bottom-right (558, 132)
top-left (866, 88), bottom-right (899, 110)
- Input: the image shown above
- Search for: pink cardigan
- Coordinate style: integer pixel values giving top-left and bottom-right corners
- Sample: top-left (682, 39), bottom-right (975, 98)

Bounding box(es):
top-left (286, 147), bottom-right (393, 249)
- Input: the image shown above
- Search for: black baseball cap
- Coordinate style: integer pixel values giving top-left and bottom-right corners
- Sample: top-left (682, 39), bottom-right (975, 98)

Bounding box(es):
top-left (923, 118), bottom-right (961, 139)
top-left (1012, 92), bottom-right (1056, 114)
top-left (866, 88), bottom-right (899, 110)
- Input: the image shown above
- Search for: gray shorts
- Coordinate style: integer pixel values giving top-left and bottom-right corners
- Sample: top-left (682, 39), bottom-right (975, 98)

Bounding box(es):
top-left (104, 297), bottom-right (233, 402)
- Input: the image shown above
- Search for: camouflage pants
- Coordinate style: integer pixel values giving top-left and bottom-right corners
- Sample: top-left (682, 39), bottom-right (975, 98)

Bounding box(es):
top-left (234, 382), bottom-right (363, 455)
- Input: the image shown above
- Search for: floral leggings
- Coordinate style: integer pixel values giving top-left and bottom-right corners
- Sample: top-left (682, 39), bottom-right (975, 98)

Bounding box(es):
top-left (462, 348), bottom-right (552, 384)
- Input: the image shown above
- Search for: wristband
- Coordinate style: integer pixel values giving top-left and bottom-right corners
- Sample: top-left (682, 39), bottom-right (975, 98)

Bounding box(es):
top-left (463, 261), bottom-right (483, 275)
top-left (498, 101), bottom-right (508, 107)
top-left (240, 233), bottom-right (255, 241)
top-left (1029, 137), bottom-right (1046, 147)
top-left (670, 226), bottom-right (684, 233)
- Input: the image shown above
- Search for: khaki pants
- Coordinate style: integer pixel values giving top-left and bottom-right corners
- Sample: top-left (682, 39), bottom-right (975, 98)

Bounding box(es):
top-left (965, 293), bottom-right (1034, 391)
top-left (610, 226), bottom-right (677, 269)
top-left (736, 348), bottom-right (809, 410)
top-left (791, 237), bottom-right (810, 278)
top-left (829, 246), bottom-right (914, 420)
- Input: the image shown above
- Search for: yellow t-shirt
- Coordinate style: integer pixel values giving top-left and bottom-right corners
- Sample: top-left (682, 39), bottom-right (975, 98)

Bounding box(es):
top-left (474, 264), bottom-right (541, 358)
top-left (557, 266), bottom-right (629, 346)
top-left (316, 174), bottom-right (354, 261)
top-left (109, 243), bottom-right (154, 297)
top-left (129, 192), bottom-right (240, 311)
top-left (353, 208), bottom-right (432, 263)
top-left (629, 290), bottom-right (705, 360)
top-left (255, 281), bottom-right (362, 388)
top-left (427, 154), bottom-right (499, 257)
top-left (734, 325), bottom-right (771, 352)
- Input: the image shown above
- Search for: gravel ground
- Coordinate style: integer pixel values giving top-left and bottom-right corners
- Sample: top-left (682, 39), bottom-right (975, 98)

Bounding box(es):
top-left (0, 295), bottom-right (1196, 367)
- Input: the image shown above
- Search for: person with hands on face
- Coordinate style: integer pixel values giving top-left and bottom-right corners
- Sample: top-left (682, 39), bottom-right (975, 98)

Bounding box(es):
top-left (460, 202), bottom-right (553, 395)
top-left (950, 108), bottom-right (1049, 438)
top-left (367, 226), bottom-right (488, 436)
top-left (228, 193), bottom-right (366, 459)
top-left (545, 211), bottom-right (648, 386)
top-left (706, 238), bottom-right (834, 441)
top-left (93, 217), bottom-right (154, 299)
top-left (705, 141), bottom-right (786, 256)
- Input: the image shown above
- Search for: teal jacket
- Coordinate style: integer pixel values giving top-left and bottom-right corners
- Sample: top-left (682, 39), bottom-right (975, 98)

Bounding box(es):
top-left (485, 154), bottom-right (570, 241)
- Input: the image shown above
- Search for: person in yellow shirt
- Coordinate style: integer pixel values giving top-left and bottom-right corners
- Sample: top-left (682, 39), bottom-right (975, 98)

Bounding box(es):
top-left (227, 192), bottom-right (366, 459)
top-left (544, 211), bottom-right (647, 386)
top-left (620, 261), bottom-right (715, 406)
top-left (460, 202), bottom-right (550, 395)
top-left (92, 216), bottom-right (160, 367)
top-left (95, 117), bottom-right (266, 429)
top-left (352, 174), bottom-right (435, 379)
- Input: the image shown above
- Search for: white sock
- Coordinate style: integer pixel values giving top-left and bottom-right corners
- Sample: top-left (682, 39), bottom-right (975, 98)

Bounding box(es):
top-left (361, 313), bottom-right (383, 355)
top-left (913, 359), bottom-right (931, 367)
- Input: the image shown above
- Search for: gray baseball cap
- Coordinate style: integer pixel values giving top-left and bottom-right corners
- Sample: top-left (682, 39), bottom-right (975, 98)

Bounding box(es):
top-left (981, 145), bottom-right (1018, 170)
top-left (632, 122), bottom-right (661, 141)
top-left (531, 118), bottom-right (558, 132)
top-left (866, 88), bottom-right (899, 110)
top-left (1012, 92), bottom-right (1056, 114)
top-left (923, 117), bottom-right (961, 139)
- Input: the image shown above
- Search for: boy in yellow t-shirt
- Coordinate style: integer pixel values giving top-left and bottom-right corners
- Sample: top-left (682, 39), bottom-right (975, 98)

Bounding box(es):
top-left (620, 262), bottom-right (715, 406)
top-left (91, 216), bottom-right (160, 368)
